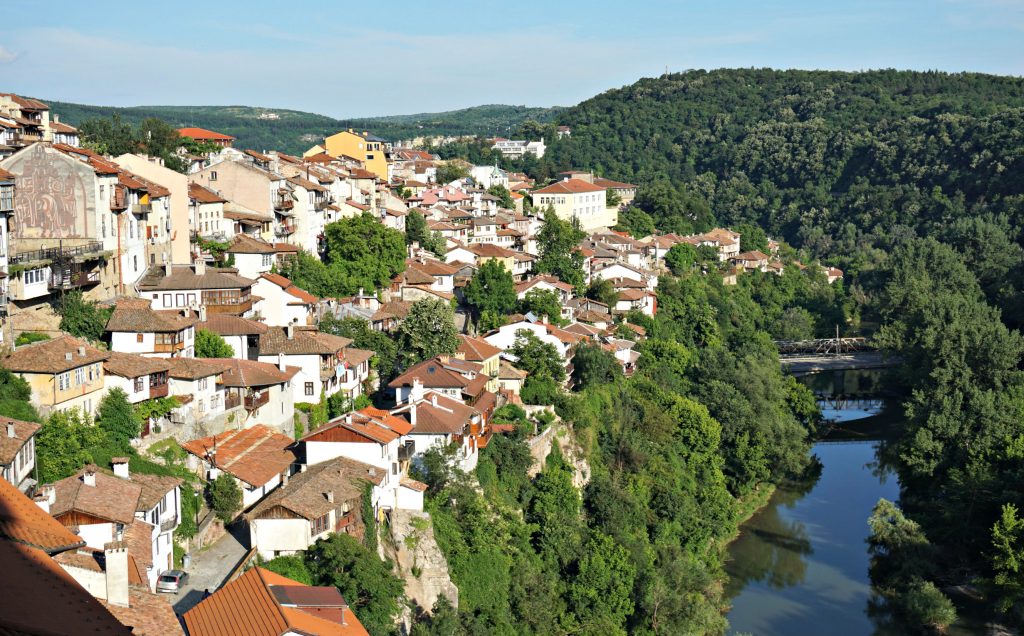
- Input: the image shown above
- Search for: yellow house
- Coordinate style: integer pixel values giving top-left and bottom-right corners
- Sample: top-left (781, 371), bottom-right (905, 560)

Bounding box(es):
top-left (321, 129), bottom-right (389, 180)
top-left (1, 335), bottom-right (110, 417)
top-left (456, 335), bottom-right (502, 392)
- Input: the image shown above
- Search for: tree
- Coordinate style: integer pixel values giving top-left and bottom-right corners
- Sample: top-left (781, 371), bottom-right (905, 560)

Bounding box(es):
top-left (735, 222), bottom-right (769, 253)
top-left (487, 184), bottom-right (515, 209)
top-left (509, 331), bottom-right (566, 385)
top-left (262, 555), bottom-right (313, 585)
top-left (209, 473), bottom-right (242, 523)
top-left (306, 533), bottom-right (405, 636)
top-left (405, 210), bottom-right (429, 246)
top-left (194, 329), bottom-right (234, 358)
top-left (571, 344), bottom-right (620, 390)
top-left (322, 213), bottom-right (407, 296)
top-left (0, 368), bottom-right (40, 423)
top-left (436, 161), bottom-right (469, 184)
top-left (59, 291), bottom-right (113, 342)
top-left (319, 314), bottom-right (398, 380)
top-left (520, 289), bottom-right (565, 326)
top-left (605, 188), bottom-right (622, 208)
top-left (464, 260), bottom-right (517, 326)
top-left (570, 532), bottom-right (636, 631)
top-left (771, 307), bottom-right (817, 341)
top-left (585, 278), bottom-right (619, 310)
top-left (36, 409), bottom-right (102, 483)
top-left (396, 300), bottom-right (459, 367)
top-left (14, 332), bottom-right (50, 347)
top-left (534, 207), bottom-right (586, 291)
top-left (96, 388), bottom-right (141, 449)
top-left (614, 206), bottom-right (654, 237)
top-left (664, 242), bottom-right (698, 275)
top-left (991, 503), bottom-right (1024, 612)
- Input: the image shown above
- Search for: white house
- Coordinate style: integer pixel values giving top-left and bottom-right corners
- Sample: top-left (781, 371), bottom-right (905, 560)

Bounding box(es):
top-left (195, 313), bottom-right (268, 360)
top-left (251, 273), bottom-right (319, 327)
top-left (532, 179), bottom-right (612, 231)
top-left (165, 357), bottom-right (232, 423)
top-left (0, 417), bottom-right (39, 492)
top-left (390, 386), bottom-right (483, 473)
top-left (256, 325), bottom-right (372, 405)
top-left (218, 358), bottom-right (299, 433)
top-left (224, 234), bottom-right (277, 280)
top-left (105, 298), bottom-right (196, 358)
top-left (138, 263), bottom-right (258, 319)
top-left (182, 425), bottom-right (297, 509)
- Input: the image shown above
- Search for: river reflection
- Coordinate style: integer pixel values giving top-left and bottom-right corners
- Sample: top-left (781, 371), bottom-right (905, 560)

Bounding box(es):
top-left (724, 397), bottom-right (900, 635)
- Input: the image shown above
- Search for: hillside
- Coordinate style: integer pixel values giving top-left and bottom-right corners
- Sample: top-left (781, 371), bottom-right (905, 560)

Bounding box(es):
top-left (42, 101), bottom-right (562, 155)
top-left (543, 69), bottom-right (1024, 258)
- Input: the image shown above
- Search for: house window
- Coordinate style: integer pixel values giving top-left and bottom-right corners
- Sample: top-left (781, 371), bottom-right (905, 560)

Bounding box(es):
top-left (199, 378), bottom-right (208, 391)
top-left (57, 373), bottom-right (70, 391)
top-left (197, 399), bottom-right (205, 413)
top-left (312, 513), bottom-right (329, 536)
top-left (163, 293), bottom-right (171, 306)
top-left (134, 377), bottom-right (145, 393)
top-left (137, 333), bottom-right (144, 343)
top-left (305, 382), bottom-right (314, 396)
top-left (210, 171), bottom-right (217, 181)
top-left (262, 254), bottom-right (272, 267)
top-left (74, 367), bottom-right (85, 386)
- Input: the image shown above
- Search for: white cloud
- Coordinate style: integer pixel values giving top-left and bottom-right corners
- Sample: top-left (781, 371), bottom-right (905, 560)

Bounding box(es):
top-left (0, 45), bottom-right (19, 64)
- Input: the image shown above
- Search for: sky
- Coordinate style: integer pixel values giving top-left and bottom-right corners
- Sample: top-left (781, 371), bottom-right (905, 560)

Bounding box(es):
top-left (2, 0), bottom-right (1022, 118)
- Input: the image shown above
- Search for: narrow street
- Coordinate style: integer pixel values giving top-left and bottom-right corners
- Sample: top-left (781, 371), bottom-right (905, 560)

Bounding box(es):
top-left (170, 522), bottom-right (251, 616)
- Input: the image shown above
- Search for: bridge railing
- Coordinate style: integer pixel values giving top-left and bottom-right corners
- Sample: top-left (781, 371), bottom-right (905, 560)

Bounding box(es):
top-left (774, 337), bottom-right (874, 355)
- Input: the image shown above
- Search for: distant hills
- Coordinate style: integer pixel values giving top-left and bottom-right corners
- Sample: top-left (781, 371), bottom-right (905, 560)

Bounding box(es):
top-left (42, 101), bottom-right (564, 155)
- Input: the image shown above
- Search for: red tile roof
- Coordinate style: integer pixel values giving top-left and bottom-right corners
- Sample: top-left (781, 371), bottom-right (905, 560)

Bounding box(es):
top-left (178, 127), bottom-right (235, 141)
top-left (182, 425), bottom-right (296, 488)
top-left (0, 473), bottom-right (83, 554)
top-left (532, 178), bottom-right (605, 195)
top-left (456, 335), bottom-right (501, 362)
top-left (0, 417), bottom-right (40, 466)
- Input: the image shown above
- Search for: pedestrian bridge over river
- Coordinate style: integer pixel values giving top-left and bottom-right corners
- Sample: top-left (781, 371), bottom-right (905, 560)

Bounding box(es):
top-left (775, 336), bottom-right (898, 374)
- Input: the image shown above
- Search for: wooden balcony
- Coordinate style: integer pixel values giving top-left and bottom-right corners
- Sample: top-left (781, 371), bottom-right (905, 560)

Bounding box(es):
top-left (224, 393), bottom-right (241, 410)
top-left (149, 383), bottom-right (169, 399)
top-left (204, 298), bottom-right (253, 316)
top-left (244, 391), bottom-right (269, 410)
top-left (49, 269), bottom-right (101, 290)
top-left (153, 341), bottom-right (185, 354)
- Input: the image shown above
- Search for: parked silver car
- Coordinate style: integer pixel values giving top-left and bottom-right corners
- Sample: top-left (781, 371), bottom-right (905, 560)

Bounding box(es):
top-left (156, 569), bottom-right (189, 594)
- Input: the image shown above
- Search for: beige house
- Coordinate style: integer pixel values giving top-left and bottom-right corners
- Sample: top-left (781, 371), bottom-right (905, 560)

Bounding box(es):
top-left (114, 153), bottom-right (190, 266)
top-left (1, 335), bottom-right (110, 417)
top-left (532, 178), bottom-right (614, 231)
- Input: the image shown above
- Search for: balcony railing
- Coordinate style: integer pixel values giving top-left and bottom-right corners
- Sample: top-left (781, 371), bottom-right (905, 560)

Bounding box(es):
top-left (159, 516), bottom-right (178, 533)
top-left (49, 269), bottom-right (101, 290)
top-left (205, 298), bottom-right (253, 316)
top-left (10, 241), bottom-right (105, 265)
top-left (274, 198), bottom-right (294, 211)
top-left (131, 203), bottom-right (152, 214)
top-left (149, 383), bottom-right (169, 399)
top-left (278, 223), bottom-right (296, 235)
top-left (224, 393), bottom-right (241, 410)
top-left (244, 391), bottom-right (269, 410)
top-left (153, 341), bottom-right (185, 354)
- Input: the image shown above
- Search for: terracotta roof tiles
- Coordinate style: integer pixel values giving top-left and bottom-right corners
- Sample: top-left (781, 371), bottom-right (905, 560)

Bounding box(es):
top-left (182, 425), bottom-right (296, 488)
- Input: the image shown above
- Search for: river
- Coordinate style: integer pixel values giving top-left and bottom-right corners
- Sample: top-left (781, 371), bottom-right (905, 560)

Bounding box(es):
top-left (723, 373), bottom-right (985, 635)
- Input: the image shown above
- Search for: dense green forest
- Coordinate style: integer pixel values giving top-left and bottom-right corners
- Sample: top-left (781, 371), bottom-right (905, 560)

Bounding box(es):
top-left (42, 100), bottom-right (560, 154)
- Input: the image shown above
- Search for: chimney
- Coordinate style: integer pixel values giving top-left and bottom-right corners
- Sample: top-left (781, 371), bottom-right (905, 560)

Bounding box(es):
top-left (410, 378), bottom-right (424, 404)
top-left (34, 486), bottom-right (55, 513)
top-left (410, 402), bottom-right (417, 427)
top-left (65, 351), bottom-right (73, 361)
top-left (300, 464), bottom-right (308, 473)
top-left (431, 393), bottom-right (438, 407)
top-left (82, 470), bottom-right (96, 487)
top-left (111, 457), bottom-right (130, 479)
top-left (438, 354), bottom-right (450, 364)
top-left (286, 323), bottom-right (294, 340)
top-left (6, 422), bottom-right (14, 438)
top-left (345, 413), bottom-right (353, 425)
top-left (78, 346), bottom-right (86, 357)
top-left (194, 261), bottom-right (206, 276)
top-left (282, 471), bottom-right (289, 487)
top-left (326, 490), bottom-right (334, 503)
top-left (104, 541), bottom-right (130, 608)
top-left (277, 352), bottom-right (286, 372)
top-left (164, 261), bottom-right (172, 277)
top-left (199, 305), bottom-right (207, 322)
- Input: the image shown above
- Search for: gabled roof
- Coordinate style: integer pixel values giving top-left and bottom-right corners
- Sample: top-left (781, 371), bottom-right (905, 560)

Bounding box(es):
top-left (259, 327), bottom-right (352, 356)
top-left (105, 298), bottom-right (197, 333)
top-left (137, 265), bottom-right (255, 292)
top-left (734, 250), bottom-right (769, 261)
top-left (103, 351), bottom-right (172, 379)
top-left (48, 468), bottom-right (142, 525)
top-left (182, 425), bottom-right (297, 488)
top-left (407, 393), bottom-right (478, 435)
top-left (247, 457), bottom-right (383, 522)
top-left (2, 335), bottom-right (110, 375)
top-left (165, 357), bottom-right (231, 380)
top-left (226, 234), bottom-right (277, 254)
top-left (0, 473), bottom-right (83, 554)
top-left (198, 314), bottom-right (270, 336)
top-left (388, 358), bottom-right (471, 389)
top-left (178, 127), bottom-right (235, 141)
top-left (184, 566), bottom-right (369, 636)
top-left (457, 335), bottom-right (501, 362)
top-left (303, 406), bottom-right (413, 445)
top-left (258, 273), bottom-right (320, 304)
top-left (592, 177), bottom-right (636, 189)
top-left (189, 182), bottom-right (228, 204)
top-left (0, 417), bottom-right (40, 466)
top-left (533, 178), bottom-right (605, 195)
top-left (219, 358), bottom-right (300, 388)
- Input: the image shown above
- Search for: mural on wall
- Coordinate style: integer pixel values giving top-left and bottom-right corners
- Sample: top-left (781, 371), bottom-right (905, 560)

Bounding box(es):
top-left (6, 144), bottom-right (93, 239)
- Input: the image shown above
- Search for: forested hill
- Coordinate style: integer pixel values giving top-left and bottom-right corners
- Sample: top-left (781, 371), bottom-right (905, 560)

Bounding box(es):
top-left (545, 69), bottom-right (1024, 260)
top-left (42, 101), bottom-right (561, 154)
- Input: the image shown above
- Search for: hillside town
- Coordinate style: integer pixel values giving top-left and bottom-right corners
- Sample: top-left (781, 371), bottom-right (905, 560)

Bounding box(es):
top-left (0, 93), bottom-right (844, 635)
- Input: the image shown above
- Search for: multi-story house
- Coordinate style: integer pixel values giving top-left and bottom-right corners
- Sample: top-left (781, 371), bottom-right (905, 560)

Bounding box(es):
top-left (137, 263), bottom-right (258, 318)
top-left (114, 153), bottom-right (191, 267)
top-left (0, 94), bottom-right (50, 147)
top-left (320, 129), bottom-right (390, 180)
top-left (39, 460), bottom-right (182, 592)
top-left (0, 168), bottom-right (13, 342)
top-left (105, 298), bottom-right (196, 358)
top-left (102, 352), bottom-right (171, 437)
top-left (283, 175), bottom-right (328, 254)
top-left (491, 138), bottom-right (545, 159)
top-left (195, 311), bottom-right (267, 360)
top-left (251, 272), bottom-right (318, 326)
top-left (246, 456), bottom-right (385, 560)
top-left (531, 178), bottom-right (613, 232)
top-left (165, 357), bottom-right (231, 424)
top-left (256, 325), bottom-right (372, 405)
top-left (218, 358), bottom-right (299, 432)
top-left (389, 383), bottom-right (485, 473)
top-left (182, 424), bottom-right (297, 509)
top-left (188, 182), bottom-right (228, 240)
top-left (224, 234), bottom-right (276, 280)
top-left (1, 335), bottom-right (109, 417)
top-left (49, 116), bottom-right (79, 146)
top-left (176, 127), bottom-right (235, 149)
top-left (0, 416), bottom-right (39, 491)
top-left (189, 158), bottom-right (288, 240)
